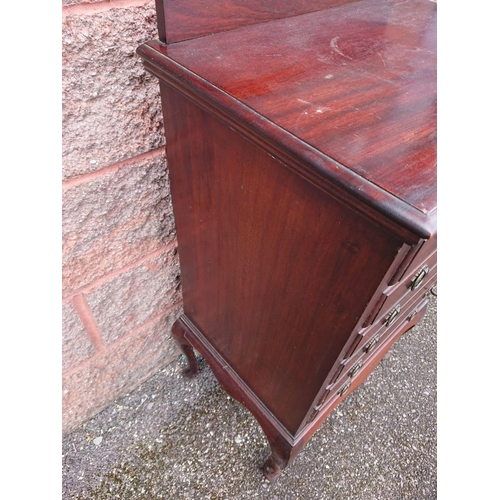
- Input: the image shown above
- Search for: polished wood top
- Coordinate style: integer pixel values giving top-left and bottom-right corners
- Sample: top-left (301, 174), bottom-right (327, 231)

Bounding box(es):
top-left (139, 0), bottom-right (436, 237)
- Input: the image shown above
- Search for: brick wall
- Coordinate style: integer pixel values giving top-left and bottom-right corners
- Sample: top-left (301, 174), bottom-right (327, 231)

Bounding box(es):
top-left (62, 0), bottom-right (182, 434)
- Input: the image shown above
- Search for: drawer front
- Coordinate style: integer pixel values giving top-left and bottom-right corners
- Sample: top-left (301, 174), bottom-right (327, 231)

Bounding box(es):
top-left (342, 286), bottom-right (432, 380)
top-left (306, 295), bottom-right (430, 425)
top-left (304, 240), bottom-right (437, 429)
top-left (387, 236), bottom-right (437, 286)
top-left (370, 250), bottom-right (437, 326)
top-left (343, 265), bottom-right (435, 364)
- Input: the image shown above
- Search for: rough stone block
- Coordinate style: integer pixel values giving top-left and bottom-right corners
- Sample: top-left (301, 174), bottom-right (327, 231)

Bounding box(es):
top-left (62, 302), bottom-right (96, 372)
top-left (86, 245), bottom-right (182, 345)
top-left (62, 3), bottom-right (164, 178)
top-left (63, 0), bottom-right (102, 5)
top-left (62, 309), bottom-right (181, 435)
top-left (62, 154), bottom-right (176, 297)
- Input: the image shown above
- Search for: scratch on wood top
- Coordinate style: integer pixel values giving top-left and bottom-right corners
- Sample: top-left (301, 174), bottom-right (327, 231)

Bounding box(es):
top-left (330, 37), bottom-right (353, 60)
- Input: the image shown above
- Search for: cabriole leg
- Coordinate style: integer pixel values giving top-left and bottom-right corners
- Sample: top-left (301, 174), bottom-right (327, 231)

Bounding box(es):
top-left (262, 437), bottom-right (295, 481)
top-left (263, 456), bottom-right (282, 481)
top-left (171, 319), bottom-right (199, 379)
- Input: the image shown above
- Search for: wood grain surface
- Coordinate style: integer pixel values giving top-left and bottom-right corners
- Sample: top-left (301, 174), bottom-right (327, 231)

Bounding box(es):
top-left (164, 0), bottom-right (436, 215)
top-left (161, 83), bottom-right (405, 433)
top-left (157, 0), bottom-right (361, 43)
top-left (138, 0), bottom-right (438, 476)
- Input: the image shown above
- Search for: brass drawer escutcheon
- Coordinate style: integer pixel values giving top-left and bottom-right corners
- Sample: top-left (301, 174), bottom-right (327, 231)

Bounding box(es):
top-left (384, 305), bottom-right (401, 327)
top-left (364, 334), bottom-right (380, 354)
top-left (338, 381), bottom-right (351, 397)
top-left (349, 359), bottom-right (363, 378)
top-left (306, 409), bottom-right (319, 424)
top-left (409, 265), bottom-right (429, 291)
top-left (407, 310), bottom-right (418, 322)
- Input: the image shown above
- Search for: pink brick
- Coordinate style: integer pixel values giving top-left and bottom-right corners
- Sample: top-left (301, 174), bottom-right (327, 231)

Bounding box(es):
top-left (63, 0), bottom-right (102, 5)
top-left (62, 309), bottom-right (181, 434)
top-left (85, 246), bottom-right (182, 345)
top-left (62, 302), bottom-right (96, 372)
top-left (62, 154), bottom-right (176, 297)
top-left (62, 3), bottom-right (164, 178)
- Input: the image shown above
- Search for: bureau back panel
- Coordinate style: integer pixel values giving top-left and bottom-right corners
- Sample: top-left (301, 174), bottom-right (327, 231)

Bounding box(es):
top-left (161, 84), bottom-right (404, 434)
top-left (156, 0), bottom-right (361, 43)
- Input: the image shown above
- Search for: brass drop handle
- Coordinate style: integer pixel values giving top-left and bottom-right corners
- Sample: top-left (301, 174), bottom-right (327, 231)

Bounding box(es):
top-left (349, 359), bottom-right (363, 378)
top-left (409, 266), bottom-right (429, 291)
top-left (364, 334), bottom-right (380, 354)
top-left (385, 305), bottom-right (401, 327)
top-left (338, 381), bottom-right (351, 397)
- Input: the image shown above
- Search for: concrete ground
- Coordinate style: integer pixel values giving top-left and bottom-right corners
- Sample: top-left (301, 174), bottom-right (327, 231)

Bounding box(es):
top-left (62, 294), bottom-right (436, 500)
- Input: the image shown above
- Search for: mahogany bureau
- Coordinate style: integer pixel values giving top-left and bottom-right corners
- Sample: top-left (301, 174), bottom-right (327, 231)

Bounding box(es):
top-left (137, 0), bottom-right (437, 480)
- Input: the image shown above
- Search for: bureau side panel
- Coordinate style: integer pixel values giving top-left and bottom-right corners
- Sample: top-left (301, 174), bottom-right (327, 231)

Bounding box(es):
top-left (161, 84), bottom-right (404, 434)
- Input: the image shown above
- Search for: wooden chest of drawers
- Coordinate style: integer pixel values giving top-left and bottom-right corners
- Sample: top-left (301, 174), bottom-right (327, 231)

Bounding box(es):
top-left (138, 0), bottom-right (436, 480)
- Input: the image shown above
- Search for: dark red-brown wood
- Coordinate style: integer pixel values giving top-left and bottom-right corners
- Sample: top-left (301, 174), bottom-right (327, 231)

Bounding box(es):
top-left (138, 0), bottom-right (437, 480)
top-left (171, 320), bottom-right (199, 379)
top-left (138, 0), bottom-right (437, 239)
top-left (161, 83), bottom-right (405, 434)
top-left (138, 40), bottom-right (434, 241)
top-left (163, 0), bottom-right (437, 215)
top-left (156, 0), bottom-right (362, 43)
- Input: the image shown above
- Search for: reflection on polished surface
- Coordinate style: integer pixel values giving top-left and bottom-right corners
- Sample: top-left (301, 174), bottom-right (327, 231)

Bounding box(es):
top-left (166, 0), bottom-right (437, 213)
